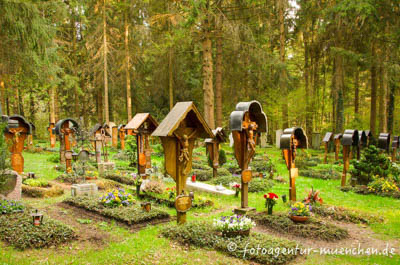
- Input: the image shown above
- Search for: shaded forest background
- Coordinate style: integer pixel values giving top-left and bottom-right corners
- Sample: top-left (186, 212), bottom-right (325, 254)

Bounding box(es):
top-left (0, 0), bottom-right (399, 141)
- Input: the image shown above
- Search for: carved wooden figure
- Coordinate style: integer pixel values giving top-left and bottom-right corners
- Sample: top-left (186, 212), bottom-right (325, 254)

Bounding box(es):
top-left (322, 132), bottom-right (333, 164)
top-left (4, 115), bottom-right (32, 173)
top-left (54, 119), bottom-right (80, 172)
top-left (230, 101), bottom-right (267, 213)
top-left (334, 134), bottom-right (343, 161)
top-left (205, 127), bottom-right (226, 178)
top-left (378, 133), bottom-right (391, 154)
top-left (392, 136), bottom-right (399, 162)
top-left (126, 113), bottom-right (158, 178)
top-left (118, 124), bottom-right (126, 150)
top-left (280, 127), bottom-right (307, 202)
top-left (341, 130), bottom-right (359, 187)
top-left (152, 102), bottom-right (213, 224)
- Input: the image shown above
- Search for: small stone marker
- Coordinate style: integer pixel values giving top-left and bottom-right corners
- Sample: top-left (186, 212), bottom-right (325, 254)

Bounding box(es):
top-left (71, 183), bottom-right (98, 197)
top-left (275, 129), bottom-right (283, 148)
top-left (260, 133), bottom-right (268, 148)
top-left (98, 162), bottom-right (115, 176)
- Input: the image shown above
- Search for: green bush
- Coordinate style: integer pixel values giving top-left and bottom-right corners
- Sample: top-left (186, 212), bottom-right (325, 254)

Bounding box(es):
top-left (249, 213), bottom-right (348, 241)
top-left (248, 178), bottom-right (274, 193)
top-left (23, 178), bottom-right (49, 187)
top-left (56, 172), bottom-right (84, 184)
top-left (0, 199), bottom-right (24, 214)
top-left (300, 168), bottom-right (341, 180)
top-left (350, 145), bottom-right (398, 185)
top-left (103, 171), bottom-right (136, 185)
top-left (192, 169), bottom-right (212, 181)
top-left (249, 158), bottom-right (276, 174)
top-left (0, 213), bottom-right (75, 249)
top-left (161, 221), bottom-right (300, 265)
top-left (47, 154), bottom-right (60, 163)
top-left (142, 192), bottom-right (213, 209)
top-left (64, 196), bottom-right (170, 225)
top-left (192, 161), bottom-right (209, 170)
top-left (219, 149), bottom-right (227, 166)
top-left (211, 175), bottom-right (238, 187)
top-left (125, 135), bottom-right (137, 167)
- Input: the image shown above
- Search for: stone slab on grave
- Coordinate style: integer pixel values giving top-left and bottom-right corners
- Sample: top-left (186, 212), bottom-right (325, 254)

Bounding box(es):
top-left (71, 183), bottom-right (98, 197)
top-left (98, 162), bottom-right (115, 175)
top-left (185, 179), bottom-right (235, 196)
top-left (0, 170), bottom-right (22, 201)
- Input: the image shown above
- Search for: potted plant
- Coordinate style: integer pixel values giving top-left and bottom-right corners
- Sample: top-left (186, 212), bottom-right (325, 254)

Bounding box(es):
top-left (131, 173), bottom-right (142, 197)
top-left (264, 192), bottom-right (279, 215)
top-left (232, 183), bottom-right (241, 197)
top-left (213, 214), bottom-right (256, 237)
top-left (85, 170), bottom-right (98, 180)
top-left (289, 201), bottom-right (311, 222)
top-left (303, 187), bottom-right (323, 205)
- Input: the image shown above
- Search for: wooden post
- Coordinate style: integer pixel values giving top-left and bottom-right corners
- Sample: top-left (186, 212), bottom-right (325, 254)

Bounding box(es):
top-left (392, 147), bottom-right (397, 162)
top-left (119, 129), bottom-right (125, 150)
top-left (62, 122), bottom-right (72, 172)
top-left (48, 123), bottom-right (56, 148)
top-left (335, 139), bottom-right (340, 161)
top-left (95, 133), bottom-right (102, 164)
top-left (324, 142), bottom-right (328, 164)
top-left (342, 145), bottom-right (350, 187)
top-left (112, 127), bottom-right (118, 148)
top-left (5, 130), bottom-right (28, 173)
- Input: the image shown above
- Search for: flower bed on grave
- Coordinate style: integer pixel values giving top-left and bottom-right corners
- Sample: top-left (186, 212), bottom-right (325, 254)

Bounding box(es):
top-left (63, 192), bottom-right (170, 225)
top-left (341, 182), bottom-right (400, 199)
top-left (0, 211), bottom-right (75, 250)
top-left (312, 204), bottom-right (383, 224)
top-left (22, 179), bottom-right (64, 198)
top-left (161, 221), bottom-right (301, 265)
top-left (210, 175), bottom-right (274, 193)
top-left (300, 165), bottom-right (342, 180)
top-left (103, 170), bottom-right (137, 185)
top-left (249, 212), bottom-right (348, 241)
top-left (141, 187), bottom-right (213, 209)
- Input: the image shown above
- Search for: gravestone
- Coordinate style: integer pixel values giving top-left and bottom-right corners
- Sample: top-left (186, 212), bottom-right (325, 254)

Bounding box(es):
top-left (275, 129), bottom-right (283, 148)
top-left (312, 133), bottom-right (321, 149)
top-left (229, 133), bottom-right (234, 147)
top-left (71, 183), bottom-right (98, 197)
top-left (98, 162), bottom-right (115, 176)
top-left (260, 133), bottom-right (268, 148)
top-left (0, 170), bottom-right (22, 201)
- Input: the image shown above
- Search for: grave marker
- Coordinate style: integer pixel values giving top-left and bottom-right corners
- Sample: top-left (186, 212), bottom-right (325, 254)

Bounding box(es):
top-left (322, 132), bottom-right (333, 164)
top-left (230, 100), bottom-right (267, 214)
top-left (54, 118), bottom-right (80, 172)
top-left (152, 102), bottom-right (213, 224)
top-left (378, 133), bottom-right (391, 154)
top-left (118, 124), bottom-right (126, 150)
top-left (392, 136), bottom-right (399, 162)
top-left (341, 129), bottom-right (359, 187)
top-left (280, 127), bottom-right (308, 201)
top-left (205, 127), bottom-right (226, 178)
top-left (71, 183), bottom-right (98, 197)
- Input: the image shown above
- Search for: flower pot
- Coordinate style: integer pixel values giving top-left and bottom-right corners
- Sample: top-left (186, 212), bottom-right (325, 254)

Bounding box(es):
top-left (290, 215), bottom-right (309, 223)
top-left (85, 176), bottom-right (97, 180)
top-left (222, 229), bottom-right (250, 238)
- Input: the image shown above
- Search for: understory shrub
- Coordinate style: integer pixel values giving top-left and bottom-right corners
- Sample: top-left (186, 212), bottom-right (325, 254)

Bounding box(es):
top-left (0, 213), bottom-right (75, 249)
top-left (142, 192), bottom-right (213, 209)
top-left (248, 178), bottom-right (274, 193)
top-left (23, 178), bottom-right (50, 187)
top-left (56, 172), bottom-right (85, 184)
top-left (47, 154), bottom-right (60, 163)
top-left (249, 157), bottom-right (276, 175)
top-left (161, 221), bottom-right (300, 265)
top-left (64, 196), bottom-right (170, 225)
top-left (0, 199), bottom-right (24, 214)
top-left (249, 213), bottom-right (348, 241)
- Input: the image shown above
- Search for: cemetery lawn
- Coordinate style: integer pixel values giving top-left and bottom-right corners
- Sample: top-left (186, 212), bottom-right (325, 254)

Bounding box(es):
top-left (0, 145), bottom-right (399, 264)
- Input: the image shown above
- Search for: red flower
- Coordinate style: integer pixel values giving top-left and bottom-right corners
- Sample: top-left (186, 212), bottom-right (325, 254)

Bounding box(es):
top-left (233, 184), bottom-right (241, 189)
top-left (267, 193), bottom-right (278, 199)
top-left (264, 194), bottom-right (267, 199)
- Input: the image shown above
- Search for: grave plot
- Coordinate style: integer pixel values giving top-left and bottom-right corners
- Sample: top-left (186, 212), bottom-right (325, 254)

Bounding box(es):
top-left (161, 220), bottom-right (301, 265)
top-left (22, 179), bottom-right (64, 198)
top-left (63, 189), bottom-right (170, 227)
top-left (0, 200), bottom-right (75, 250)
top-left (249, 213), bottom-right (349, 242)
top-left (311, 204), bottom-right (384, 224)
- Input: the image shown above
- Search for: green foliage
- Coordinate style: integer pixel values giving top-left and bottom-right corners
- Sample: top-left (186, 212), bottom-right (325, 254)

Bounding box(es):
top-left (142, 192), bottom-right (213, 209)
top-left (350, 145), bottom-right (398, 185)
top-left (0, 200), bottom-right (24, 214)
top-left (300, 168), bottom-right (341, 180)
top-left (248, 178), bottom-right (274, 193)
top-left (125, 136), bottom-right (137, 167)
top-left (76, 218), bottom-right (92, 224)
top-left (47, 154), bottom-right (60, 163)
top-left (161, 221), bottom-right (300, 265)
top-left (56, 172), bottom-right (84, 184)
top-left (23, 178), bottom-right (49, 187)
top-left (100, 189), bottom-right (135, 208)
top-left (22, 184), bottom-right (64, 198)
top-left (250, 213), bottom-right (348, 241)
top-left (103, 170), bottom-right (136, 185)
top-left (0, 213), bottom-right (75, 250)
top-left (142, 180), bottom-right (165, 194)
top-left (367, 176), bottom-right (399, 193)
top-left (0, 121), bottom-right (9, 174)
top-left (219, 149), bottom-right (227, 166)
top-left (211, 175), bottom-right (238, 187)
top-left (64, 196), bottom-right (170, 225)
top-left (249, 158), bottom-right (276, 174)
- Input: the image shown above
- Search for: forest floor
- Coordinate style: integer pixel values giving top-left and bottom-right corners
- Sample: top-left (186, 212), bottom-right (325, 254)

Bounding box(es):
top-left (0, 142), bottom-right (399, 265)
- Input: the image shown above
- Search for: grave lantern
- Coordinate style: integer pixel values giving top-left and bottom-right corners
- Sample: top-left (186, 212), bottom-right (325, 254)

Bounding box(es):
top-left (4, 115), bottom-right (32, 173)
top-left (378, 133), bottom-right (391, 154)
top-left (392, 136), bottom-right (399, 162)
top-left (47, 122), bottom-right (56, 148)
top-left (341, 129), bottom-right (359, 187)
top-left (125, 113), bottom-right (158, 179)
top-left (152, 102), bottom-right (213, 224)
top-left (31, 209), bottom-right (43, 226)
top-left (141, 202), bottom-right (151, 212)
top-left (204, 127), bottom-right (227, 178)
top-left (322, 132), bottom-right (333, 164)
top-left (280, 127), bottom-right (308, 202)
top-left (333, 134), bottom-right (343, 161)
top-left (118, 124), bottom-right (126, 150)
top-left (230, 100), bottom-right (267, 213)
top-left (54, 118), bottom-right (80, 172)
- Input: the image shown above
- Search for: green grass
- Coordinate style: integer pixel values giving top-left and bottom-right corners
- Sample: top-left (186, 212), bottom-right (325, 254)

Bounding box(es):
top-left (0, 142), bottom-right (398, 264)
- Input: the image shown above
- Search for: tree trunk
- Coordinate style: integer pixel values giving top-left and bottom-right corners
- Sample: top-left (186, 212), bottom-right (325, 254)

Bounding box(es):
top-left (103, 0), bottom-right (110, 124)
top-left (335, 54), bottom-right (344, 133)
top-left (0, 80), bottom-right (5, 115)
top-left (304, 35), bottom-right (312, 139)
top-left (168, 47), bottom-right (174, 110)
top-left (124, 10), bottom-right (132, 121)
top-left (279, 0), bottom-right (288, 129)
top-left (215, 30), bottom-right (223, 128)
top-left (378, 63), bottom-right (386, 132)
top-left (202, 36), bottom-right (215, 129)
top-left (387, 81), bottom-right (395, 134)
top-left (354, 66), bottom-right (359, 114)
top-left (370, 44), bottom-right (377, 135)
